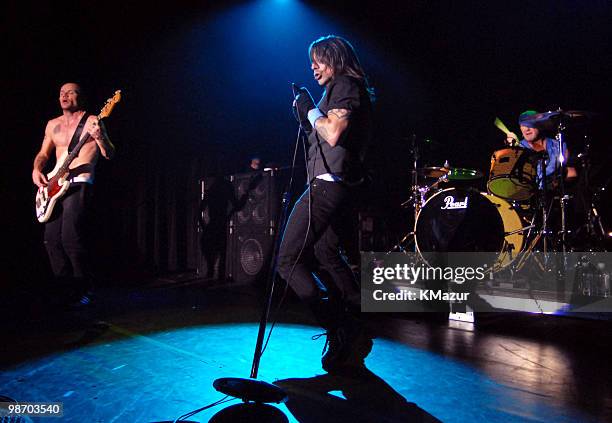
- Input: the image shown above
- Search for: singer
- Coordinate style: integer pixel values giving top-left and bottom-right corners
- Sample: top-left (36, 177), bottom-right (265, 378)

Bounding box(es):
top-left (278, 35), bottom-right (374, 372)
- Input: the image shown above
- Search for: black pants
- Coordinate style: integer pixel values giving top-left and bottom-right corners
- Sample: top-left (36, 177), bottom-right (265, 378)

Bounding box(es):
top-left (277, 179), bottom-right (360, 327)
top-left (44, 183), bottom-right (93, 287)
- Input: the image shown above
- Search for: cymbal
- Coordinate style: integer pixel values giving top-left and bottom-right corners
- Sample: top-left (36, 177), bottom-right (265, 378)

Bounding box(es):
top-left (417, 166), bottom-right (449, 179)
top-left (446, 168), bottom-right (483, 181)
top-left (563, 110), bottom-right (594, 119)
top-left (520, 109), bottom-right (594, 129)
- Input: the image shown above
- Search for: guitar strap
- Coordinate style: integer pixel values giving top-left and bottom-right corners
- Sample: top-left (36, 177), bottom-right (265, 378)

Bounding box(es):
top-left (67, 113), bottom-right (91, 154)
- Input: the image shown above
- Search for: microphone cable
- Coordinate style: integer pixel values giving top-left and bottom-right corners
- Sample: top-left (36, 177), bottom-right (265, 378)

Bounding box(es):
top-left (258, 84), bottom-right (314, 358)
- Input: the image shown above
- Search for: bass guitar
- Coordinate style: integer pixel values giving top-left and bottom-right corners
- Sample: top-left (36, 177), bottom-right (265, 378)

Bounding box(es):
top-left (35, 90), bottom-right (121, 223)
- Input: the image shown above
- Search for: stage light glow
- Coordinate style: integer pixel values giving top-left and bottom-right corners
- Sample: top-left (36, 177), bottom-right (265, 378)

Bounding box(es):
top-left (0, 322), bottom-right (592, 423)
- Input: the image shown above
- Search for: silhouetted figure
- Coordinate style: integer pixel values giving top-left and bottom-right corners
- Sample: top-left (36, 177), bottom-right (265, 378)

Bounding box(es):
top-left (199, 175), bottom-right (234, 280)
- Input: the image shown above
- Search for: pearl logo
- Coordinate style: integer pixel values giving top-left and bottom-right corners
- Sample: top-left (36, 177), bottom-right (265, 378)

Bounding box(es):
top-left (441, 196), bottom-right (468, 210)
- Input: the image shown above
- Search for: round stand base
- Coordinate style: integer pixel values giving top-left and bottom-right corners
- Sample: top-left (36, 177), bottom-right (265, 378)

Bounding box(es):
top-left (213, 377), bottom-right (288, 404)
top-left (209, 403), bottom-right (288, 423)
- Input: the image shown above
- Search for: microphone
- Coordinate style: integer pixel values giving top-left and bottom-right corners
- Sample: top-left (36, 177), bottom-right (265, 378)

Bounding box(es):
top-left (291, 82), bottom-right (301, 99)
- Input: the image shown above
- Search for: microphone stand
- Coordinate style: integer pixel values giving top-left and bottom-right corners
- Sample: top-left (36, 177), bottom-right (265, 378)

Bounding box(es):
top-left (211, 171), bottom-right (290, 409)
top-left (211, 95), bottom-right (309, 411)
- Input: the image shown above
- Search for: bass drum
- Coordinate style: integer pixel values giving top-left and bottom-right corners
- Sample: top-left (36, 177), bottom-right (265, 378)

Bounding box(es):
top-left (415, 188), bottom-right (524, 270)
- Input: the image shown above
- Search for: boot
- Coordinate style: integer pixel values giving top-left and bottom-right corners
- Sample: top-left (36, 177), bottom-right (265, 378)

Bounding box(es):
top-left (321, 312), bottom-right (373, 372)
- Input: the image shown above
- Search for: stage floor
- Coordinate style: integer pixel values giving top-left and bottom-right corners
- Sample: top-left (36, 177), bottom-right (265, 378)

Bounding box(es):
top-left (1, 277), bottom-right (610, 422)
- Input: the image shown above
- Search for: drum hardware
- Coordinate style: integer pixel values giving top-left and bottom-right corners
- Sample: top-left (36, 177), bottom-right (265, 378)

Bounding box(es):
top-left (446, 168), bottom-right (483, 181)
top-left (574, 256), bottom-right (611, 297)
top-left (392, 135), bottom-right (452, 253)
top-left (559, 194), bottom-right (571, 252)
top-left (483, 178), bottom-right (568, 275)
top-left (387, 230), bottom-right (416, 253)
top-left (514, 246), bottom-right (549, 274)
top-left (409, 133), bottom-right (419, 239)
top-left (575, 136), bottom-right (609, 250)
top-left (589, 188), bottom-right (608, 239)
top-left (519, 108), bottom-right (601, 253)
top-left (553, 117), bottom-right (570, 254)
top-left (417, 166), bottom-right (449, 179)
top-left (393, 172), bottom-right (452, 253)
top-left (505, 224), bottom-right (536, 237)
top-left (402, 174), bottom-right (448, 206)
top-left (390, 134), bottom-right (424, 253)
top-left (513, 195), bottom-right (557, 272)
top-left (400, 196), bottom-right (413, 208)
top-left (571, 184), bottom-right (609, 251)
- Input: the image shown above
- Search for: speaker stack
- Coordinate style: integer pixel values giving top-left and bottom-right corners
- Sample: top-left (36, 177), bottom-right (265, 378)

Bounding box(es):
top-left (225, 170), bottom-right (282, 285)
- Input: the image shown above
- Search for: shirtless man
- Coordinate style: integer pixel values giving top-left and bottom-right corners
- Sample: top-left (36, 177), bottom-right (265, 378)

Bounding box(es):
top-left (32, 82), bottom-right (115, 305)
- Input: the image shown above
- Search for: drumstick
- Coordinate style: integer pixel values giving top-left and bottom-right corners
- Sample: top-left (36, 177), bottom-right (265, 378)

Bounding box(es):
top-left (494, 117), bottom-right (512, 135)
top-left (494, 117), bottom-right (519, 145)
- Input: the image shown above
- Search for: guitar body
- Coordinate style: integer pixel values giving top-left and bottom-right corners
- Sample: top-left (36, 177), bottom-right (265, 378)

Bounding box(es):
top-left (35, 157), bottom-right (71, 223)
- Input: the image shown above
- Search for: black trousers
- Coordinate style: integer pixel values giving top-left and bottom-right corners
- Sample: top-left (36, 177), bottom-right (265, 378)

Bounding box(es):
top-left (44, 183), bottom-right (93, 285)
top-left (277, 179), bottom-right (360, 326)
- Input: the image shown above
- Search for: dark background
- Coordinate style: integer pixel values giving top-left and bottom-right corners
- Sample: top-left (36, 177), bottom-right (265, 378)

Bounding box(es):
top-left (4, 0), bottom-right (612, 288)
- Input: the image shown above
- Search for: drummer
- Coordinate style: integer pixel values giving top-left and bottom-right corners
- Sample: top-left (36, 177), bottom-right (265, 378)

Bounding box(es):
top-left (506, 110), bottom-right (577, 187)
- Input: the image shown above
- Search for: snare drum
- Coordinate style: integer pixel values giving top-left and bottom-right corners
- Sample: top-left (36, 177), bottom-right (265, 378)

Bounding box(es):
top-left (488, 147), bottom-right (539, 201)
top-left (415, 188), bottom-right (524, 270)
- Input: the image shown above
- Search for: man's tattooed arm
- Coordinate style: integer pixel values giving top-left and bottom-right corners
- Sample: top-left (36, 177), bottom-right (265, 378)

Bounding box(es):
top-left (313, 108), bottom-right (351, 146)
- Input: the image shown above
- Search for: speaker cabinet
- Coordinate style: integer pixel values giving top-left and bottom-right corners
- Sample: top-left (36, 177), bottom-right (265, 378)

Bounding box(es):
top-left (225, 171), bottom-right (282, 284)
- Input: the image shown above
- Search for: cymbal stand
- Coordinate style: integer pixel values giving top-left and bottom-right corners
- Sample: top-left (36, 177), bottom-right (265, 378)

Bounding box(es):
top-left (551, 114), bottom-right (572, 290)
top-left (391, 135), bottom-right (420, 253)
top-left (578, 135), bottom-right (609, 249)
top-left (389, 135), bottom-right (420, 253)
top-left (554, 114), bottom-right (570, 253)
top-left (514, 151), bottom-right (556, 273)
top-left (581, 135), bottom-right (595, 238)
top-left (514, 186), bottom-right (553, 272)
top-left (411, 134), bottom-right (420, 222)
top-left (591, 172), bottom-right (610, 241)
top-left (539, 152), bottom-right (549, 254)
top-left (392, 174), bottom-right (447, 253)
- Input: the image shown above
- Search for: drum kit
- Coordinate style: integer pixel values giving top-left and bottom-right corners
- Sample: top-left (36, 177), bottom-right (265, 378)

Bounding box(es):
top-left (394, 109), bottom-right (608, 273)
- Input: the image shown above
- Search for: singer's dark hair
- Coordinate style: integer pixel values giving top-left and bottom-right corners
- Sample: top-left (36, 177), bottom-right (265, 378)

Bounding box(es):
top-left (308, 35), bottom-right (374, 100)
